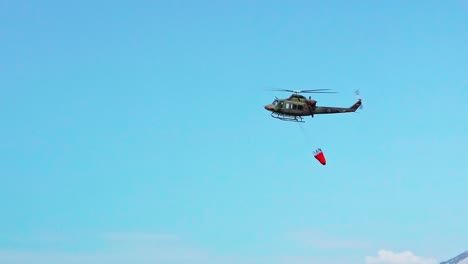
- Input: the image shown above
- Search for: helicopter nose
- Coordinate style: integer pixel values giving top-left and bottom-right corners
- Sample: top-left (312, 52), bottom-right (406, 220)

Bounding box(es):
top-left (264, 105), bottom-right (272, 111)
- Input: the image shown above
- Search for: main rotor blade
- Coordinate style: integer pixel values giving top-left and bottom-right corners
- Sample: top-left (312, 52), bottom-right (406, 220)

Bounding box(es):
top-left (269, 88), bottom-right (337, 94)
top-left (301, 91), bottom-right (338, 93)
top-left (269, 89), bottom-right (297, 93)
top-left (301, 89), bottom-right (334, 92)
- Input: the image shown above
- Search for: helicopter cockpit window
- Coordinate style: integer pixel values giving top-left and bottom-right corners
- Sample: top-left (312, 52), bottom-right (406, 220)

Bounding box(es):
top-left (272, 100), bottom-right (278, 106)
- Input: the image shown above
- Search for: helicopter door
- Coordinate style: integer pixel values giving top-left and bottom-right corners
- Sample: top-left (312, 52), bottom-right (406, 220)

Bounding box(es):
top-left (287, 103), bottom-right (301, 112)
top-left (285, 103), bottom-right (295, 109)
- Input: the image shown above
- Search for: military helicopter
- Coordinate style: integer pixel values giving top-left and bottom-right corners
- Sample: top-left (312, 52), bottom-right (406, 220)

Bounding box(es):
top-left (264, 89), bottom-right (362, 122)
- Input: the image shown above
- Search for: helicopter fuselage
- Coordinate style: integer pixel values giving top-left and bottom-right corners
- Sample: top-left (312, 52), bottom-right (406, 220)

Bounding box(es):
top-left (264, 94), bottom-right (361, 122)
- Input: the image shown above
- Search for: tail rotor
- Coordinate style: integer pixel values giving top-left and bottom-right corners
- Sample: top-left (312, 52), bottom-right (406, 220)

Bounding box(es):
top-left (355, 90), bottom-right (363, 110)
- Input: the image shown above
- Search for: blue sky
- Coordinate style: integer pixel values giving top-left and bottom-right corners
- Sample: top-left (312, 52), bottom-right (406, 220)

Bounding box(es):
top-left (0, 1), bottom-right (467, 263)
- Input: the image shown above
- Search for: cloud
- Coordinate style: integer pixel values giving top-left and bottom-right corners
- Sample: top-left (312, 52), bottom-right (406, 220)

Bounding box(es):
top-left (0, 231), bottom-right (351, 264)
top-left (365, 250), bottom-right (438, 264)
top-left (100, 232), bottom-right (181, 243)
top-left (3, 231), bottom-right (436, 264)
top-left (284, 230), bottom-right (370, 249)
top-left (0, 249), bottom-right (347, 264)
top-left (0, 248), bottom-right (213, 264)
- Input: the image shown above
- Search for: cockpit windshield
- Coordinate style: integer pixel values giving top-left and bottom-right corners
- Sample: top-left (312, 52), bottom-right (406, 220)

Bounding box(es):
top-left (272, 99), bottom-right (278, 105)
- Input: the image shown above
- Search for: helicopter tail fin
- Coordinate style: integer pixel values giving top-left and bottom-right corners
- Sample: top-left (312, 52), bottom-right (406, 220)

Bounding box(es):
top-left (350, 90), bottom-right (363, 111)
top-left (349, 99), bottom-right (362, 111)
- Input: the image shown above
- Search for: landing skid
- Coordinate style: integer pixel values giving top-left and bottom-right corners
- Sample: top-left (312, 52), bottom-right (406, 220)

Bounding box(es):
top-left (270, 113), bottom-right (305, 122)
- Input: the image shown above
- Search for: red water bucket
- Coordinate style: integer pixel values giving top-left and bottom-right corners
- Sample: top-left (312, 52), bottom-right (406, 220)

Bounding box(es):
top-left (314, 149), bottom-right (326, 165)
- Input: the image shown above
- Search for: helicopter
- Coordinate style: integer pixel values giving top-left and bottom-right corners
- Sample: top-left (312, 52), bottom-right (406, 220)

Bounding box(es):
top-left (264, 89), bottom-right (362, 122)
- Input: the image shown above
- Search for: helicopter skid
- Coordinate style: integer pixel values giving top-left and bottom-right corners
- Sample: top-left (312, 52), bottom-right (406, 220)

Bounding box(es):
top-left (270, 113), bottom-right (304, 122)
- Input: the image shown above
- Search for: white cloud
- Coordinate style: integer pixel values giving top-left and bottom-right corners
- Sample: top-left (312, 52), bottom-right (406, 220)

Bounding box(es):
top-left (365, 250), bottom-right (438, 264)
top-left (0, 231), bottom-right (349, 264)
top-left (0, 248), bottom-right (212, 264)
top-left (0, 249), bottom-right (348, 264)
top-left (285, 230), bottom-right (370, 249)
top-left (4, 232), bottom-right (438, 264)
top-left (100, 232), bottom-right (181, 243)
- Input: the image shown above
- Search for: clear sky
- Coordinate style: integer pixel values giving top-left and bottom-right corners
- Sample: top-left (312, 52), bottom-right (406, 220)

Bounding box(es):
top-left (0, 1), bottom-right (467, 264)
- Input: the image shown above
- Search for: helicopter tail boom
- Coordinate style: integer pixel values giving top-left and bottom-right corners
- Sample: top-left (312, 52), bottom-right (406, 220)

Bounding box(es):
top-left (313, 99), bottom-right (362, 114)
